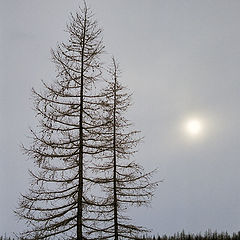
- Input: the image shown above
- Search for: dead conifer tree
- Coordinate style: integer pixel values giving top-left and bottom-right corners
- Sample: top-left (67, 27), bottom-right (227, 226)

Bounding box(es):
top-left (89, 58), bottom-right (159, 240)
top-left (15, 3), bottom-right (106, 239)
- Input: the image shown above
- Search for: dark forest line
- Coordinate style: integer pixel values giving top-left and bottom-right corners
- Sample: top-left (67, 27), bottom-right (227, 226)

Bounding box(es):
top-left (1, 230), bottom-right (240, 240)
top-left (138, 231), bottom-right (240, 240)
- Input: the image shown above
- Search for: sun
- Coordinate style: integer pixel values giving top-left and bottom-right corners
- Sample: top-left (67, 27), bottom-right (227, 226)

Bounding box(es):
top-left (185, 118), bottom-right (203, 137)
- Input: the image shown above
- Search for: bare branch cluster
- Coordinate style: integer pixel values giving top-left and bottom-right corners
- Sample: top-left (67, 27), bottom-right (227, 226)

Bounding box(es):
top-left (16, 3), bottom-right (159, 240)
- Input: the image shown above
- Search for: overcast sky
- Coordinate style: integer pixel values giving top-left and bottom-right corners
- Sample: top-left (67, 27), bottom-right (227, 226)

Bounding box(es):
top-left (1, 0), bottom-right (240, 237)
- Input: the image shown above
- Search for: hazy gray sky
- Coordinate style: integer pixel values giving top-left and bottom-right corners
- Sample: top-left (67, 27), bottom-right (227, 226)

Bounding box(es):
top-left (1, 0), bottom-right (240, 237)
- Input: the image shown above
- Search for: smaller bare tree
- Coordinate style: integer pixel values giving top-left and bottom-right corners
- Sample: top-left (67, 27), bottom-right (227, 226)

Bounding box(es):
top-left (88, 58), bottom-right (159, 240)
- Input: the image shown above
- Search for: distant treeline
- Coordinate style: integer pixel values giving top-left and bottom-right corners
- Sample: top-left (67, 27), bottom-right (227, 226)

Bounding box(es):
top-left (138, 231), bottom-right (240, 240)
top-left (1, 231), bottom-right (240, 240)
top-left (0, 237), bottom-right (13, 240)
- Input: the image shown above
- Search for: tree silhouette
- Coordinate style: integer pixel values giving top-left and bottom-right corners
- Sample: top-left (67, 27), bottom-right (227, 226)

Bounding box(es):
top-left (15, 2), bottom-right (158, 240)
top-left (87, 58), bottom-right (158, 239)
top-left (15, 3), bottom-right (105, 239)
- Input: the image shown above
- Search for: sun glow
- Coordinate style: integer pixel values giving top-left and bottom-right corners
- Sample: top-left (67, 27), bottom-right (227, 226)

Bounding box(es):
top-left (185, 118), bottom-right (203, 137)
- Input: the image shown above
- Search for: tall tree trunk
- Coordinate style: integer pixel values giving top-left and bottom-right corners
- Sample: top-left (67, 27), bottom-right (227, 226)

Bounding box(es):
top-left (113, 64), bottom-right (118, 240)
top-left (77, 11), bottom-right (87, 240)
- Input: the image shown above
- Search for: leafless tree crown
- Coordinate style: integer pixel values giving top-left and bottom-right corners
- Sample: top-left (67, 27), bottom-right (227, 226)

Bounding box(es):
top-left (15, 3), bottom-right (158, 240)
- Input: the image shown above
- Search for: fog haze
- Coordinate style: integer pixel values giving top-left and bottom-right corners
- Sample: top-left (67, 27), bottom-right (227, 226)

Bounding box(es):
top-left (1, 0), bottom-right (240, 236)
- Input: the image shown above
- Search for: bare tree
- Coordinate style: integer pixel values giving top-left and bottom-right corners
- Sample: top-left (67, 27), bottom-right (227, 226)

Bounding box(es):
top-left (15, 3), bottom-right (106, 239)
top-left (88, 58), bottom-right (159, 240)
